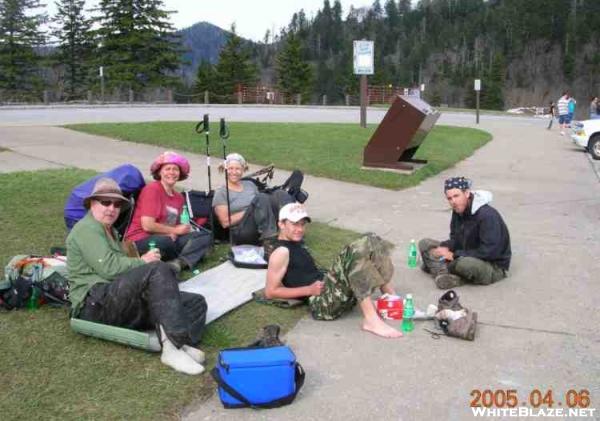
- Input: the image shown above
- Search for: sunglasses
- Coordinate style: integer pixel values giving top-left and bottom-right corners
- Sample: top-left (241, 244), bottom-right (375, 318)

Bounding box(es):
top-left (98, 199), bottom-right (123, 208)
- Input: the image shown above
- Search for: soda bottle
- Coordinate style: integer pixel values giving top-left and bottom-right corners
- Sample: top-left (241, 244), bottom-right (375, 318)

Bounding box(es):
top-left (27, 286), bottom-right (41, 310)
top-left (402, 294), bottom-right (415, 333)
top-left (407, 239), bottom-right (418, 268)
top-left (180, 205), bottom-right (190, 225)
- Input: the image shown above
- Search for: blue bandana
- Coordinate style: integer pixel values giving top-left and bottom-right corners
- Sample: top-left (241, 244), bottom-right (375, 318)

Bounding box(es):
top-left (444, 177), bottom-right (471, 191)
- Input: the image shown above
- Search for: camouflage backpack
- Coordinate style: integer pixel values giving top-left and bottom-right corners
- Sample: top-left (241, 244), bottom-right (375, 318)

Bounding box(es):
top-left (0, 255), bottom-right (70, 310)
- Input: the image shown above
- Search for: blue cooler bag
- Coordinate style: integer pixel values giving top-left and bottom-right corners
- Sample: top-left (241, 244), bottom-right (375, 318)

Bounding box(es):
top-left (211, 345), bottom-right (305, 409)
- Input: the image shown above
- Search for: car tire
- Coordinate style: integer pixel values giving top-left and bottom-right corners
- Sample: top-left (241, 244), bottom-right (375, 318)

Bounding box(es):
top-left (589, 134), bottom-right (600, 160)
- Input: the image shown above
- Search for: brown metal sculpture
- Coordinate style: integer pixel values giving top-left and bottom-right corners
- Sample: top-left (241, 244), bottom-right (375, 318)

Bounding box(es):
top-left (363, 95), bottom-right (440, 171)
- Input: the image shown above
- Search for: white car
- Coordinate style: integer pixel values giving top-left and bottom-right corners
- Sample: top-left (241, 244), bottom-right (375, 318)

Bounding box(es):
top-left (571, 119), bottom-right (600, 160)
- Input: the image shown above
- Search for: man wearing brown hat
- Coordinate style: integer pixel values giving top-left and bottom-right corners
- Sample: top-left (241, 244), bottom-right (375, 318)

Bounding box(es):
top-left (419, 177), bottom-right (512, 289)
top-left (67, 178), bottom-right (208, 375)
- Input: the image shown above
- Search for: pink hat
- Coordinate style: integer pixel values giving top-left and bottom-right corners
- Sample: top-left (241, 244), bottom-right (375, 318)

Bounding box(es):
top-left (150, 151), bottom-right (190, 181)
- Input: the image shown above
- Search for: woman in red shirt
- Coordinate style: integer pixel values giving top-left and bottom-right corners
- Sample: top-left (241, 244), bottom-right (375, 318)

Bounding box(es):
top-left (125, 151), bottom-right (211, 272)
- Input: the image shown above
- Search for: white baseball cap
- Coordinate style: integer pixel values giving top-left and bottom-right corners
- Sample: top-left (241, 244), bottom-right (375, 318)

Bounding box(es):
top-left (279, 203), bottom-right (311, 223)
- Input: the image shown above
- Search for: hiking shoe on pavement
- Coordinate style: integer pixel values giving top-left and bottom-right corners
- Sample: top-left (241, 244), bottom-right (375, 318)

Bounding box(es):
top-left (437, 289), bottom-right (463, 311)
top-left (435, 273), bottom-right (464, 289)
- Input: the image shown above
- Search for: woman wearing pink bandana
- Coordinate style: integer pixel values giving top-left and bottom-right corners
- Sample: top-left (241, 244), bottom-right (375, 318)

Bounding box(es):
top-left (125, 151), bottom-right (211, 273)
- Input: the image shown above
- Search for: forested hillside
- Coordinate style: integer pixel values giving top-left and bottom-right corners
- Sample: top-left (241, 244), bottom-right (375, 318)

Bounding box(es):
top-left (251, 0), bottom-right (600, 109)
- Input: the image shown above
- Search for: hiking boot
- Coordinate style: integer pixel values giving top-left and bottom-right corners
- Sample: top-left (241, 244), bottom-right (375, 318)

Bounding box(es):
top-left (248, 324), bottom-right (284, 348)
top-left (434, 273), bottom-right (464, 290)
top-left (437, 289), bottom-right (463, 311)
top-left (442, 309), bottom-right (478, 341)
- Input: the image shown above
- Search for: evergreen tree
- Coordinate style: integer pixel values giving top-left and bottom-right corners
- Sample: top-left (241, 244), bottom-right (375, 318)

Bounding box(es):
top-left (94, 0), bottom-right (181, 92)
top-left (213, 24), bottom-right (257, 102)
top-left (0, 0), bottom-right (46, 98)
top-left (194, 60), bottom-right (216, 100)
top-left (276, 32), bottom-right (312, 102)
top-left (52, 0), bottom-right (94, 99)
top-left (480, 52), bottom-right (505, 110)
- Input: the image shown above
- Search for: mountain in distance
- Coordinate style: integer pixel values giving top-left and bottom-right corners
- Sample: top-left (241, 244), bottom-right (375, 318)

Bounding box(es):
top-left (177, 21), bottom-right (231, 84)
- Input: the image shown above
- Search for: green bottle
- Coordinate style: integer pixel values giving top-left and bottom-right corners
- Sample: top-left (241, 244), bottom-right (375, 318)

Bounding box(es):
top-left (402, 294), bottom-right (415, 333)
top-left (27, 287), bottom-right (40, 310)
top-left (148, 240), bottom-right (157, 251)
top-left (408, 239), bottom-right (418, 268)
top-left (180, 205), bottom-right (190, 225)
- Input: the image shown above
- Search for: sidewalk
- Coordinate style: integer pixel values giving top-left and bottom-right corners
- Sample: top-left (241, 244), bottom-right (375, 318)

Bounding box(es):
top-left (0, 114), bottom-right (598, 420)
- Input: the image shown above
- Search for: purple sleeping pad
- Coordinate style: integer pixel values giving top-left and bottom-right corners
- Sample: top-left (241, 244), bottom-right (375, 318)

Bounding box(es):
top-left (64, 164), bottom-right (146, 231)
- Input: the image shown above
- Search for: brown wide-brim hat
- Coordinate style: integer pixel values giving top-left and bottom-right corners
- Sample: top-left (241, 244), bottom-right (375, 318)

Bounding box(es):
top-left (83, 177), bottom-right (129, 209)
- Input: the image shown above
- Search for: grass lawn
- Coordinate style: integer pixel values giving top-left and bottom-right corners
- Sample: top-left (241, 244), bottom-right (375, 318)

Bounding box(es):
top-left (66, 122), bottom-right (491, 189)
top-left (0, 169), bottom-right (360, 421)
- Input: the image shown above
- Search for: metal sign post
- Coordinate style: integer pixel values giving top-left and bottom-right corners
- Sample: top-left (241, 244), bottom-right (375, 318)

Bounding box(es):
top-left (353, 40), bottom-right (374, 128)
top-left (474, 79), bottom-right (481, 124)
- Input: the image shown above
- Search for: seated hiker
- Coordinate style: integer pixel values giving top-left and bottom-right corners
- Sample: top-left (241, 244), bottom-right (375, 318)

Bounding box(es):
top-left (67, 178), bottom-right (208, 375)
top-left (419, 176), bottom-right (512, 289)
top-left (265, 203), bottom-right (402, 339)
top-left (213, 153), bottom-right (293, 249)
top-left (124, 151), bottom-right (212, 273)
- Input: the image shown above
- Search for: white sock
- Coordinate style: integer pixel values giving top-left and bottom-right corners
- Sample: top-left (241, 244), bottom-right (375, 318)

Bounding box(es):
top-left (159, 326), bottom-right (205, 375)
top-left (182, 345), bottom-right (206, 364)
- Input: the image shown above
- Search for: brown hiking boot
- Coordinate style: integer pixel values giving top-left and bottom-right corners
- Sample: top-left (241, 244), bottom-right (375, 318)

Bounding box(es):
top-left (442, 309), bottom-right (478, 341)
top-left (434, 273), bottom-right (464, 289)
top-left (437, 290), bottom-right (463, 311)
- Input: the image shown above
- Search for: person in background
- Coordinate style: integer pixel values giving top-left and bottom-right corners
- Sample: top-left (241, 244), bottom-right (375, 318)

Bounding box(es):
top-left (547, 101), bottom-right (556, 130)
top-left (67, 178), bottom-right (208, 375)
top-left (125, 151), bottom-right (212, 273)
top-left (557, 92), bottom-right (570, 136)
top-left (590, 96), bottom-right (599, 120)
top-left (567, 96), bottom-right (576, 127)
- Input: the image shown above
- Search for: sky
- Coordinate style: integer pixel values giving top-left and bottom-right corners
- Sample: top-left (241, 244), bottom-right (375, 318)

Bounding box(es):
top-left (43, 0), bottom-right (377, 42)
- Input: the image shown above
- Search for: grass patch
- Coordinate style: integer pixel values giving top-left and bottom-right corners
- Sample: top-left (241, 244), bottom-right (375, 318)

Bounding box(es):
top-left (0, 169), bottom-right (360, 420)
top-left (66, 122), bottom-right (491, 189)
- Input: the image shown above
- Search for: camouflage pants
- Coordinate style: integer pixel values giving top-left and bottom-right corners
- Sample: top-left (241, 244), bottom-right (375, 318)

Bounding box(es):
top-left (309, 233), bottom-right (395, 321)
top-left (418, 238), bottom-right (506, 285)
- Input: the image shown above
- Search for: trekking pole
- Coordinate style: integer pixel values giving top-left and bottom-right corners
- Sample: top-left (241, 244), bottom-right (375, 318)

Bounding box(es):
top-left (219, 117), bottom-right (233, 246)
top-left (195, 113), bottom-right (212, 191)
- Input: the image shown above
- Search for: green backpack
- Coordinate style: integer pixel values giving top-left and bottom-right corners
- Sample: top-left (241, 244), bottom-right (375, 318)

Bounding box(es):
top-left (1, 255), bottom-right (70, 309)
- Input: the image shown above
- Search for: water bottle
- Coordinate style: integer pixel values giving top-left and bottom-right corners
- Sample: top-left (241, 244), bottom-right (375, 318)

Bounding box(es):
top-left (407, 239), bottom-right (418, 268)
top-left (180, 205), bottom-right (190, 225)
top-left (402, 294), bottom-right (415, 333)
top-left (148, 240), bottom-right (158, 254)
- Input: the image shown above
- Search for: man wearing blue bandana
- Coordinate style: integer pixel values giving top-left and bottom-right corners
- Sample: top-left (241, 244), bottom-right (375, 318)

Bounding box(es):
top-left (418, 177), bottom-right (512, 289)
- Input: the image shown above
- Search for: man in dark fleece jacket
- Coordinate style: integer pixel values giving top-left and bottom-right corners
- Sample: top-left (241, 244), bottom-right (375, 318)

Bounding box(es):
top-left (419, 177), bottom-right (511, 289)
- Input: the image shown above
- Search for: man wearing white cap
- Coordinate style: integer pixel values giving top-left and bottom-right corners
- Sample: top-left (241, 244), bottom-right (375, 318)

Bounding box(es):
top-left (265, 203), bottom-right (402, 338)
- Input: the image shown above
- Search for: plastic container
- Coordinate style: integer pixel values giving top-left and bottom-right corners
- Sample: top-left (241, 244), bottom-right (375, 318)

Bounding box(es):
top-left (215, 346), bottom-right (297, 407)
top-left (180, 205), bottom-right (190, 225)
top-left (376, 294), bottom-right (404, 320)
top-left (408, 239), bottom-right (418, 268)
top-left (402, 293), bottom-right (415, 332)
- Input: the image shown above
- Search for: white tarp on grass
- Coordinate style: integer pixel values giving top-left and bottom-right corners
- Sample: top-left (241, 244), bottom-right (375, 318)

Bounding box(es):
top-left (179, 261), bottom-right (266, 324)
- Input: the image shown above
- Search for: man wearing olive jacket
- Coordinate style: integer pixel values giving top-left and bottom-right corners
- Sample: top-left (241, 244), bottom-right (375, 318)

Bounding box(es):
top-left (418, 177), bottom-right (512, 289)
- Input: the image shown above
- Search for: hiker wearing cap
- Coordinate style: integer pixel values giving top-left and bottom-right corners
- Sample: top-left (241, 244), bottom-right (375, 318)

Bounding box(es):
top-left (213, 153), bottom-right (293, 249)
top-left (125, 151), bottom-right (212, 273)
top-left (418, 177), bottom-right (512, 289)
top-left (67, 177), bottom-right (208, 375)
top-left (265, 203), bottom-right (402, 339)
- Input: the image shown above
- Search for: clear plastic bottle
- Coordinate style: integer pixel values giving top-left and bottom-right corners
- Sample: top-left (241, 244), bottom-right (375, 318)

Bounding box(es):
top-left (407, 239), bottom-right (418, 268)
top-left (180, 205), bottom-right (190, 225)
top-left (402, 293), bottom-right (415, 333)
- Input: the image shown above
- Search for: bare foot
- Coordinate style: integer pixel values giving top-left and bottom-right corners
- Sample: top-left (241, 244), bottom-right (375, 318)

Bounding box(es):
top-left (362, 318), bottom-right (403, 338)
